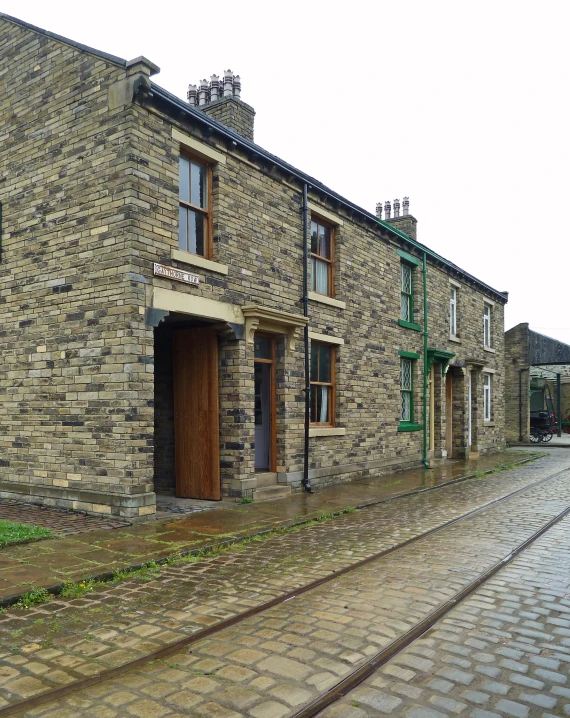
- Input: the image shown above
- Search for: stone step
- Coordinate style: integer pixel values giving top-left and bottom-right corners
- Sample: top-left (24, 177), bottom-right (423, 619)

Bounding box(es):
top-left (255, 472), bottom-right (278, 488)
top-left (253, 485), bottom-right (292, 502)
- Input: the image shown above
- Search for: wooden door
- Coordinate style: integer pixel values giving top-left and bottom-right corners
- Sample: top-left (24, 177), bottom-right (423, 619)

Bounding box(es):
top-left (445, 371), bottom-right (453, 458)
top-left (173, 327), bottom-right (220, 500)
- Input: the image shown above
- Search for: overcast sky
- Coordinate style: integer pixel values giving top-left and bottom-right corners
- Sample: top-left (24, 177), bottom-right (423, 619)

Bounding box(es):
top-left (4, 0), bottom-right (570, 343)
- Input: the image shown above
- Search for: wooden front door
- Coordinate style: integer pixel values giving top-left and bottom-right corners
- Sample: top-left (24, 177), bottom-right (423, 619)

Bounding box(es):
top-left (173, 327), bottom-right (220, 500)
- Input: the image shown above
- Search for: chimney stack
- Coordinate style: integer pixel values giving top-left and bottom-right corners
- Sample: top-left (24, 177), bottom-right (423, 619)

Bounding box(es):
top-left (187, 70), bottom-right (255, 142)
top-left (379, 196), bottom-right (417, 241)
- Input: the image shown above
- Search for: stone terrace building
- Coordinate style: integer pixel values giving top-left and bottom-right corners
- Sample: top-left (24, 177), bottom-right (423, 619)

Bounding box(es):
top-left (0, 15), bottom-right (508, 519)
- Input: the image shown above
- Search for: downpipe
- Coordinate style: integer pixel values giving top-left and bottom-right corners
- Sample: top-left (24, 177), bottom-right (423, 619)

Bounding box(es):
top-left (422, 253), bottom-right (430, 469)
top-left (302, 183), bottom-right (312, 492)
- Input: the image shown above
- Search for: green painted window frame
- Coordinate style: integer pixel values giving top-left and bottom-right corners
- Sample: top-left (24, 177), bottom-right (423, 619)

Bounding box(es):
top-left (398, 353), bottom-right (420, 430)
top-left (398, 249), bottom-right (421, 331)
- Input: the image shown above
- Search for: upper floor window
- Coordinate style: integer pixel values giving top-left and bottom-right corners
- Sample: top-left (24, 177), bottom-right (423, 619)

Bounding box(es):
top-left (310, 219), bottom-right (333, 297)
top-left (310, 342), bottom-right (335, 425)
top-left (179, 155), bottom-right (210, 257)
top-left (483, 304), bottom-right (492, 348)
top-left (401, 263), bottom-right (413, 322)
top-left (450, 287), bottom-right (457, 336)
top-left (483, 373), bottom-right (492, 421)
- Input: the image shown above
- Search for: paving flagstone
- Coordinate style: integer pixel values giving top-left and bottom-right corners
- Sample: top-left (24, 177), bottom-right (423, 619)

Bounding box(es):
top-left (0, 450), bottom-right (536, 603)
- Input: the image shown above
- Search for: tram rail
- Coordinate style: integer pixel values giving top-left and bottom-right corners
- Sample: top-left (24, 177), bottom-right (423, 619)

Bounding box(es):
top-left (1, 464), bottom-right (569, 717)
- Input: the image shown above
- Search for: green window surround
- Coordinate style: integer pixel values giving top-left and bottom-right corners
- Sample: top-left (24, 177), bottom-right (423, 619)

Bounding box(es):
top-left (397, 249), bottom-right (421, 266)
top-left (398, 249), bottom-right (421, 331)
top-left (398, 319), bottom-right (422, 332)
top-left (398, 350), bottom-right (421, 359)
top-left (399, 354), bottom-right (420, 431)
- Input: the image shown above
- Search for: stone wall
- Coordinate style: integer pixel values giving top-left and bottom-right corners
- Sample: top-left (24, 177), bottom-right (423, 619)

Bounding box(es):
top-left (505, 323), bottom-right (530, 443)
top-left (0, 18), bottom-right (155, 518)
top-left (0, 16), bottom-right (508, 516)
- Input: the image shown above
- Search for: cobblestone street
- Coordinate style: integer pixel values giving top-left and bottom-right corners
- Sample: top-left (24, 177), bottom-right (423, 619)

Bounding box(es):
top-left (0, 451), bottom-right (569, 717)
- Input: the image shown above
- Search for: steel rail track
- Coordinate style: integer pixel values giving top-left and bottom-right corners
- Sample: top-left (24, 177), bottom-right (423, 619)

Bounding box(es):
top-left (291, 501), bottom-right (570, 717)
top-left (1, 465), bottom-right (568, 718)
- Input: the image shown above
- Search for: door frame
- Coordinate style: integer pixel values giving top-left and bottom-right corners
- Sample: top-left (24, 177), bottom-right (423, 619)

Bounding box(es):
top-left (467, 370), bottom-right (472, 449)
top-left (445, 370), bottom-right (453, 458)
top-left (254, 333), bottom-right (277, 472)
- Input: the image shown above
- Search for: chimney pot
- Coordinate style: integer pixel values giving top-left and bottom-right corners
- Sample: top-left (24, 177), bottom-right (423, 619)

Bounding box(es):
top-left (198, 79), bottom-right (209, 106)
top-left (223, 70), bottom-right (233, 98)
top-left (393, 198), bottom-right (400, 218)
top-left (403, 197), bottom-right (410, 216)
top-left (210, 74), bottom-right (220, 102)
top-left (376, 202), bottom-right (383, 219)
top-left (233, 74), bottom-right (241, 99)
top-left (384, 200), bottom-right (391, 220)
top-left (187, 83), bottom-right (197, 106)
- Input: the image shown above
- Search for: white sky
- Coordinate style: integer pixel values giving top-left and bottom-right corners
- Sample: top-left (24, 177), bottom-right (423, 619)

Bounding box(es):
top-left (4, 0), bottom-right (570, 344)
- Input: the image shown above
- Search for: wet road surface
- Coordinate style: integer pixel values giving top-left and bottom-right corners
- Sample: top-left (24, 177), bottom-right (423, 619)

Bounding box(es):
top-left (0, 451), bottom-right (568, 717)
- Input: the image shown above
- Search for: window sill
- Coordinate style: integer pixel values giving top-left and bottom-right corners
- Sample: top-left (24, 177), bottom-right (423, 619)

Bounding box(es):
top-left (309, 427), bottom-right (346, 437)
top-left (398, 423), bottom-right (422, 432)
top-left (483, 346), bottom-right (496, 353)
top-left (171, 248), bottom-right (229, 275)
top-left (308, 291), bottom-right (346, 310)
top-left (398, 319), bottom-right (422, 332)
top-left (483, 421), bottom-right (496, 427)
top-left (449, 335), bottom-right (461, 344)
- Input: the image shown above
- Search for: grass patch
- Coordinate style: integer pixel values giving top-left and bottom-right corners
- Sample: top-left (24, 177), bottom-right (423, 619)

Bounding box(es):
top-left (14, 588), bottom-right (50, 609)
top-left (0, 520), bottom-right (53, 547)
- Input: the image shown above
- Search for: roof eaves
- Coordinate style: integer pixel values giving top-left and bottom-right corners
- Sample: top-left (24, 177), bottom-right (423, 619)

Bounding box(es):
top-left (0, 13), bottom-right (127, 67)
top-left (148, 83), bottom-right (509, 303)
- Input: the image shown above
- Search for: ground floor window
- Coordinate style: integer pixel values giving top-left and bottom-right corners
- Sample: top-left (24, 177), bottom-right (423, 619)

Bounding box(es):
top-left (310, 342), bottom-right (335, 425)
top-left (483, 373), bottom-right (492, 421)
top-left (400, 357), bottom-right (413, 422)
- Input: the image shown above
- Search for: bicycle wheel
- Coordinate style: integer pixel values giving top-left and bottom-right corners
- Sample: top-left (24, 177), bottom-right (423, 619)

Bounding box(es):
top-left (530, 432), bottom-right (540, 443)
top-left (542, 431), bottom-right (553, 442)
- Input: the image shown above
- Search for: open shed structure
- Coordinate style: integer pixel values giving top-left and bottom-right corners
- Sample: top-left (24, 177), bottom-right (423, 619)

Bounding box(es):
top-left (505, 323), bottom-right (570, 443)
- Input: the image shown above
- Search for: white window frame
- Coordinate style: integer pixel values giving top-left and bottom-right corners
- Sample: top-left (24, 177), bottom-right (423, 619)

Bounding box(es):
top-left (483, 304), bottom-right (491, 348)
top-left (450, 287), bottom-right (457, 337)
top-left (483, 373), bottom-right (492, 422)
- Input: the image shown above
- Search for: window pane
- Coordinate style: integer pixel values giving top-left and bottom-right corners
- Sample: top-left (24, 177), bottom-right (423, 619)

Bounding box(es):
top-left (179, 157), bottom-right (190, 203)
top-left (318, 386), bottom-right (330, 423)
top-left (401, 293), bottom-right (410, 322)
top-left (310, 257), bottom-right (316, 292)
top-left (401, 391), bottom-right (411, 422)
top-left (188, 210), bottom-right (205, 255)
top-left (311, 221), bottom-right (318, 254)
top-left (310, 342), bottom-right (318, 382)
top-left (191, 161), bottom-right (207, 208)
top-left (401, 264), bottom-right (412, 294)
top-left (179, 206), bottom-right (188, 250)
top-left (314, 258), bottom-right (329, 295)
top-left (318, 224), bottom-right (331, 259)
top-left (318, 344), bottom-right (332, 383)
top-left (254, 336), bottom-right (272, 359)
top-left (400, 358), bottom-right (412, 391)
